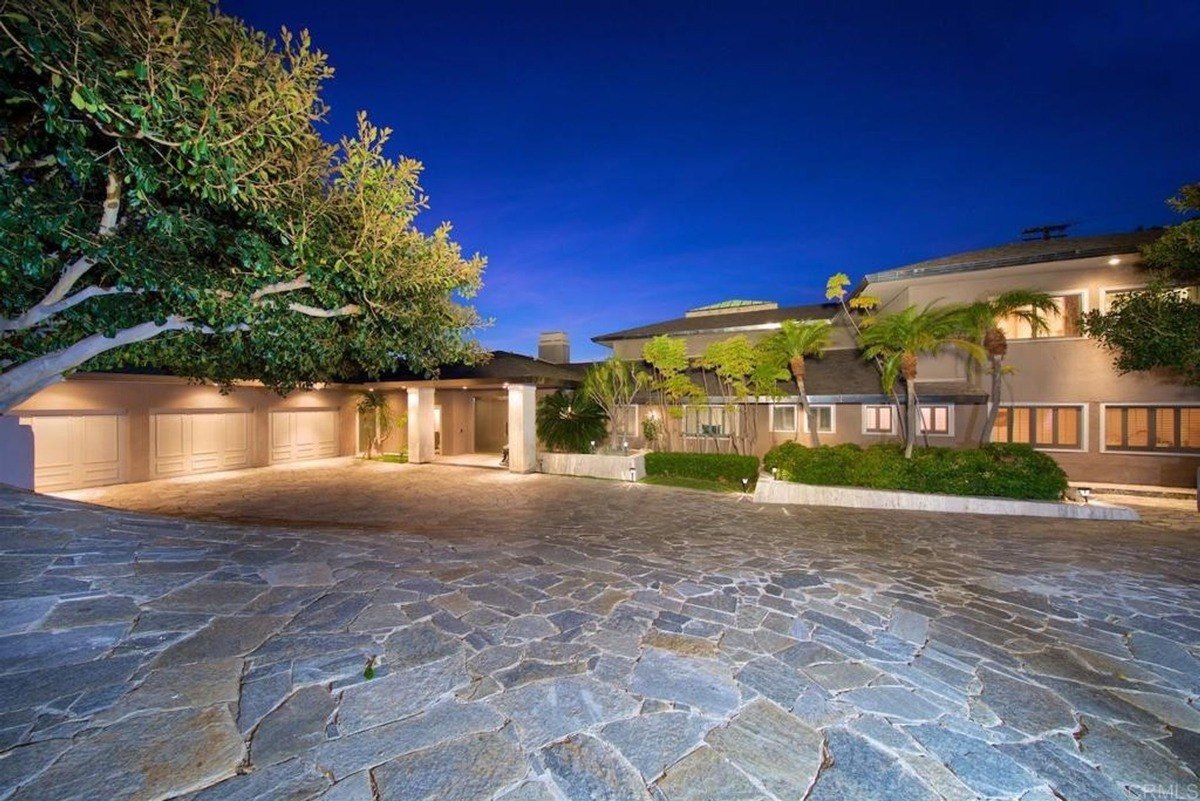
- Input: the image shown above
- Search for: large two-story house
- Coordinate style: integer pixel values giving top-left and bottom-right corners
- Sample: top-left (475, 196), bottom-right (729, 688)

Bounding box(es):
top-left (593, 231), bottom-right (1199, 487)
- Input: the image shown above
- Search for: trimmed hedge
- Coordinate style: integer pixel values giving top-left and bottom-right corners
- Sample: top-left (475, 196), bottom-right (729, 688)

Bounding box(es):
top-left (762, 442), bottom-right (1068, 501)
top-left (645, 451), bottom-right (760, 489)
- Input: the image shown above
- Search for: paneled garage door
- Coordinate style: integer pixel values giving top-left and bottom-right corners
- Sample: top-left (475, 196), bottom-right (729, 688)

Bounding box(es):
top-left (20, 414), bottom-right (126, 491)
top-left (152, 412), bottom-right (251, 478)
top-left (270, 410), bottom-right (339, 463)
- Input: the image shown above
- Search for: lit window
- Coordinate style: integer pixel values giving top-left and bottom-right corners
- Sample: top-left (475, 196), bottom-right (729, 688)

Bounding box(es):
top-left (863, 405), bottom-right (895, 434)
top-left (995, 293), bottom-right (1083, 339)
top-left (992, 405), bottom-right (1082, 449)
top-left (1104, 406), bottom-right (1200, 453)
top-left (770, 405), bottom-right (797, 433)
top-left (684, 406), bottom-right (736, 436)
top-left (918, 405), bottom-right (952, 436)
top-left (1105, 285), bottom-right (1200, 311)
top-left (802, 405), bottom-right (835, 434)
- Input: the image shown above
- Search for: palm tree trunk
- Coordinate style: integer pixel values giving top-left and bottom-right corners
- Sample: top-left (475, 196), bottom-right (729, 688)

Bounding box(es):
top-left (980, 354), bottom-right (1003, 445)
top-left (797, 377), bottom-right (820, 448)
top-left (905, 380), bottom-right (918, 459)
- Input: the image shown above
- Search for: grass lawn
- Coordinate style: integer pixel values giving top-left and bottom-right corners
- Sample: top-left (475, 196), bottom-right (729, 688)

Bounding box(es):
top-left (371, 453), bottom-right (408, 464)
top-left (641, 475), bottom-right (746, 493)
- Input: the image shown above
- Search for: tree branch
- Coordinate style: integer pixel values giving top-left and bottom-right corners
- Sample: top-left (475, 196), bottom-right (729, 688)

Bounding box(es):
top-left (250, 274), bottom-right (310, 300)
top-left (0, 285), bottom-right (136, 332)
top-left (14, 168), bottom-right (123, 325)
top-left (286, 302), bottom-right (360, 318)
top-left (1, 155), bottom-right (56, 172)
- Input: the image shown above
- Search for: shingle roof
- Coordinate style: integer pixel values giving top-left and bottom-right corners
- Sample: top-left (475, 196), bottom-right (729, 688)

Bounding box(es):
top-left (356, 351), bottom-right (587, 386)
top-left (592, 302), bottom-right (837, 343)
top-left (866, 230), bottom-right (1163, 283)
top-left (630, 349), bottom-right (986, 404)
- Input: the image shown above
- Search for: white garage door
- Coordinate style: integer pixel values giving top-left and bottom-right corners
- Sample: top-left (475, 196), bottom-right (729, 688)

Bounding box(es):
top-left (20, 414), bottom-right (126, 491)
top-left (270, 410), bottom-right (339, 463)
top-left (153, 412), bottom-right (251, 478)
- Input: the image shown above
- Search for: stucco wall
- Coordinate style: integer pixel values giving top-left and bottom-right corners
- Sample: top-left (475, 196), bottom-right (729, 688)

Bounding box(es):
top-left (12, 374), bottom-right (356, 484)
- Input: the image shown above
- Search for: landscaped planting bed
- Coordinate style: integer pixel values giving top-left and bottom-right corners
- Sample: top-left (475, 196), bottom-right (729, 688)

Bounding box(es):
top-left (644, 451), bottom-right (760, 491)
top-left (762, 442), bottom-right (1069, 501)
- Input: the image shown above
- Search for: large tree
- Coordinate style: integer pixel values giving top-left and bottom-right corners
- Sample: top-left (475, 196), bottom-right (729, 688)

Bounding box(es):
top-left (1080, 183), bottom-right (1200, 386)
top-left (0, 1), bottom-right (484, 412)
top-left (858, 304), bottom-right (983, 458)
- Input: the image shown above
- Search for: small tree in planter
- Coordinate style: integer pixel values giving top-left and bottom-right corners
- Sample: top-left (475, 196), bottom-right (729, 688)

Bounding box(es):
top-left (581, 357), bottom-right (647, 450)
top-left (642, 335), bottom-right (701, 451)
top-left (536, 390), bottom-right (608, 453)
top-left (357, 391), bottom-right (403, 458)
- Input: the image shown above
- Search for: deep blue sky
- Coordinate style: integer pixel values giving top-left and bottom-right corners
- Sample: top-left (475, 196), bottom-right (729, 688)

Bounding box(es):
top-left (225, 0), bottom-right (1198, 361)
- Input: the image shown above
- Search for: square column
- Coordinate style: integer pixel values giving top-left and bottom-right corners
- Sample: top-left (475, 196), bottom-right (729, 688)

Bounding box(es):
top-left (507, 383), bottom-right (537, 473)
top-left (407, 387), bottom-right (436, 464)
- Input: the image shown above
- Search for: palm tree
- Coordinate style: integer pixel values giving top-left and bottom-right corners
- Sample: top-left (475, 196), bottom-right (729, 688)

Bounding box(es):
top-left (960, 290), bottom-right (1058, 444)
top-left (763, 320), bottom-right (834, 446)
top-left (858, 304), bottom-right (983, 458)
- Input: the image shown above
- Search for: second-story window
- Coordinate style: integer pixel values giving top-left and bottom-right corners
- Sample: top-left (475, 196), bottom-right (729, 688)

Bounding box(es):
top-left (996, 292), bottom-right (1083, 339)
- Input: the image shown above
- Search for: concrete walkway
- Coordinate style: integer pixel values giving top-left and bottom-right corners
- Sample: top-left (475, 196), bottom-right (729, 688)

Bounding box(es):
top-left (1, 460), bottom-right (1198, 800)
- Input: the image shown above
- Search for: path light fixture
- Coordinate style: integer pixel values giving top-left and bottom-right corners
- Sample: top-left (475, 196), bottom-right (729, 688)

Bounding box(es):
top-left (771, 467), bottom-right (778, 479)
top-left (741, 477), bottom-right (749, 492)
top-left (630, 465), bottom-right (637, 482)
top-left (590, 440), bottom-right (596, 453)
top-left (1077, 487), bottom-right (1092, 504)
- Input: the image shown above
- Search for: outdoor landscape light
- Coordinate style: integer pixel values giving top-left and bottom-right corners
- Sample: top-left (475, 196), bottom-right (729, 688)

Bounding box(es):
top-left (741, 477), bottom-right (749, 491)
top-left (1107, 257), bottom-right (1120, 265)
top-left (771, 467), bottom-right (778, 478)
top-left (1078, 487), bottom-right (1092, 503)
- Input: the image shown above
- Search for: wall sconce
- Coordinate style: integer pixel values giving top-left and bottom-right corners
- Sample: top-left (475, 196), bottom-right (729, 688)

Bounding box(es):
top-left (1077, 487), bottom-right (1092, 504)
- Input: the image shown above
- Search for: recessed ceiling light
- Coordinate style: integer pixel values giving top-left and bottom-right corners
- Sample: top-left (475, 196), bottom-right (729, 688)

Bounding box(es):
top-left (1108, 257), bottom-right (1120, 265)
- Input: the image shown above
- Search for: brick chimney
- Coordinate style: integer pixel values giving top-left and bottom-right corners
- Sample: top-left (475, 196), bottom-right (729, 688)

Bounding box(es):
top-left (538, 331), bottom-right (569, 364)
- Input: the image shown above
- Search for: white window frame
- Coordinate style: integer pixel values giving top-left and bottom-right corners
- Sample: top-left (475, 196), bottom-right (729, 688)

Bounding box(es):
top-left (1099, 403), bottom-right (1200, 456)
top-left (1102, 284), bottom-right (1200, 312)
top-left (917, 404), bottom-right (954, 437)
top-left (861, 404), bottom-right (896, 435)
top-left (683, 405), bottom-right (737, 437)
top-left (990, 403), bottom-right (1088, 453)
top-left (769, 404), bottom-right (797, 433)
top-left (997, 289), bottom-right (1089, 341)
top-left (801, 404), bottom-right (835, 434)
top-left (612, 404), bottom-right (639, 439)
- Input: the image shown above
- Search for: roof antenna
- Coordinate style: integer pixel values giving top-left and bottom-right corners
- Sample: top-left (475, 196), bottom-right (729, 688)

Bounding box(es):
top-left (1020, 222), bottom-right (1074, 241)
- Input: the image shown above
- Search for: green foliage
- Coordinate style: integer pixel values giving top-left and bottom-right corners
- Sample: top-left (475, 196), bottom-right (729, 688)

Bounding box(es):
top-left (642, 335), bottom-right (700, 403)
top-left (536, 390), bottom-right (608, 453)
top-left (581, 357), bottom-right (647, 443)
top-left (749, 340), bottom-right (789, 398)
top-left (372, 453), bottom-right (408, 464)
top-left (700, 335), bottom-right (757, 399)
top-left (0, 1), bottom-right (484, 410)
top-left (642, 415), bottom-right (660, 442)
top-left (1080, 183), bottom-right (1200, 385)
top-left (858, 304), bottom-right (983, 394)
top-left (357, 390), bottom-right (397, 457)
top-left (763, 442), bottom-right (1068, 501)
top-left (641, 475), bottom-right (744, 493)
top-left (644, 451), bottom-right (759, 489)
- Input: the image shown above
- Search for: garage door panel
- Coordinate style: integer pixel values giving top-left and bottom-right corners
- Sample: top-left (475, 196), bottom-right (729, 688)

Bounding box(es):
top-left (270, 411), bottom-right (338, 463)
top-left (21, 415), bottom-right (126, 492)
top-left (152, 412), bottom-right (250, 478)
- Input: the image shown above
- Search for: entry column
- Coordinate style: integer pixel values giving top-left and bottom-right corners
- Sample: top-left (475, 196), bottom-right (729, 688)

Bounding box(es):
top-left (507, 384), bottom-right (537, 473)
top-left (407, 387), bottom-right (436, 464)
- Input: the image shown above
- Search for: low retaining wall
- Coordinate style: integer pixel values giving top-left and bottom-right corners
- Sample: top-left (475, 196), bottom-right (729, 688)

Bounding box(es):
top-left (539, 451), bottom-right (646, 482)
top-left (753, 476), bottom-right (1139, 521)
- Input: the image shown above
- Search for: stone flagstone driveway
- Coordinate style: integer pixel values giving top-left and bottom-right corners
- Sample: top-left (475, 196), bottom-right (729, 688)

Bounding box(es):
top-left (1, 460), bottom-right (1198, 800)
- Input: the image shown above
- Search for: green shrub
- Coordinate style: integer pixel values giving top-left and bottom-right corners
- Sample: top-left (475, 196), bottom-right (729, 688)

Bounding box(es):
top-left (645, 451), bottom-right (759, 489)
top-left (762, 442), bottom-right (1068, 501)
top-left (536, 390), bottom-right (608, 453)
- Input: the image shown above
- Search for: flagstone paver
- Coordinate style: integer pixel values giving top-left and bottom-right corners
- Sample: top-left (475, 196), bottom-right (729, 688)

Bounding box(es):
top-left (0, 460), bottom-right (1198, 800)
